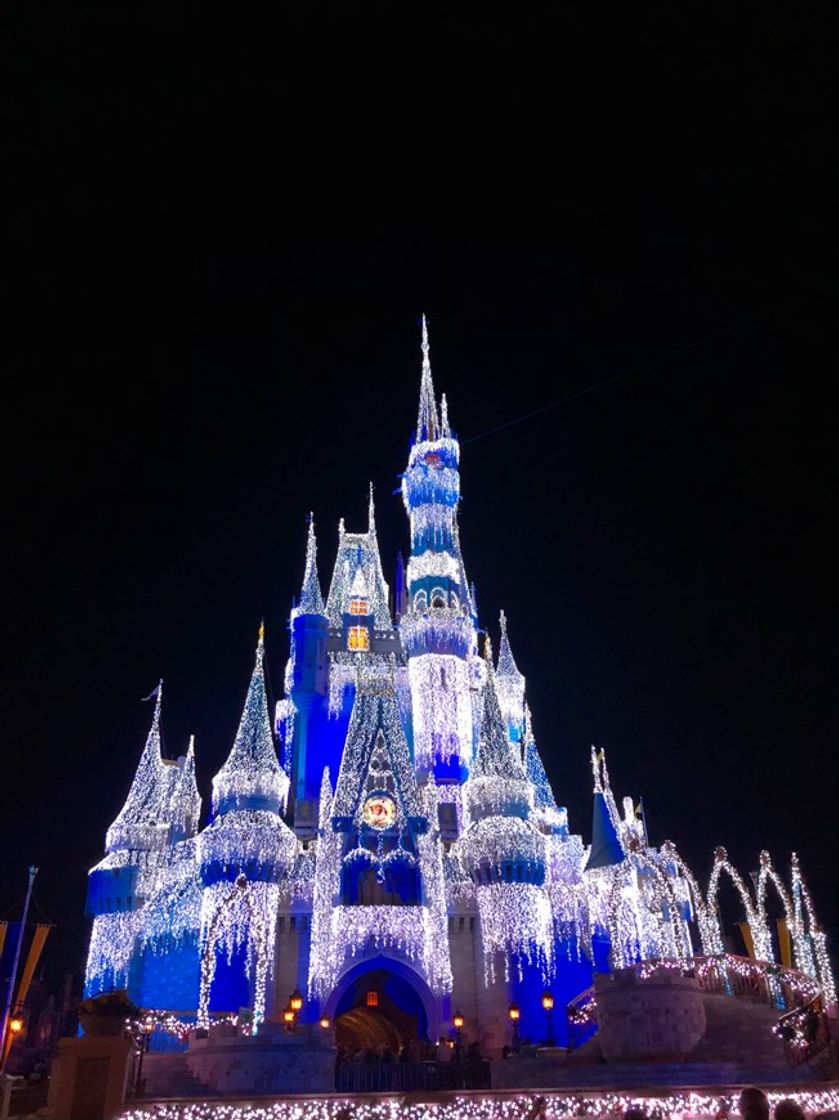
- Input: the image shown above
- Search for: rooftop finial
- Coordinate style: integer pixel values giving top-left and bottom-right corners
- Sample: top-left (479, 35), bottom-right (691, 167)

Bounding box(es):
top-left (440, 392), bottom-right (451, 437)
top-left (368, 482), bottom-right (376, 533)
top-left (417, 314), bottom-right (439, 442)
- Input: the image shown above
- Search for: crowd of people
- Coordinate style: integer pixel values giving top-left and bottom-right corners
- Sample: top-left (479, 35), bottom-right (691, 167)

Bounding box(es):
top-left (335, 1036), bottom-right (489, 1090)
top-left (619, 1090), bottom-right (839, 1120)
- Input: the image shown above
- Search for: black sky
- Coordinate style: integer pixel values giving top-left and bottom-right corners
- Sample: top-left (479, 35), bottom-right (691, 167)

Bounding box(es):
top-left (3, 2), bottom-right (838, 985)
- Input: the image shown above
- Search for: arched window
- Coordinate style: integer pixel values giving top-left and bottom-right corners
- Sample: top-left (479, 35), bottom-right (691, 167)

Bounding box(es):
top-left (414, 590), bottom-right (428, 612)
top-left (431, 587), bottom-right (446, 608)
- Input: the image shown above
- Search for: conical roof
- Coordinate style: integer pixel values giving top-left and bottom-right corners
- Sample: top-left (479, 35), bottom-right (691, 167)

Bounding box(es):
top-left (106, 682), bottom-right (171, 852)
top-left (169, 735), bottom-right (202, 837)
top-left (585, 791), bottom-right (625, 870)
top-left (471, 638), bottom-right (527, 781)
top-left (212, 627), bottom-right (289, 815)
top-left (296, 514), bottom-right (326, 616)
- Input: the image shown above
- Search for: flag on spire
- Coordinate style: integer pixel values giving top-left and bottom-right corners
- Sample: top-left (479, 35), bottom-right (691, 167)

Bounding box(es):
top-left (297, 513), bottom-right (326, 616)
top-left (417, 314), bottom-right (439, 442)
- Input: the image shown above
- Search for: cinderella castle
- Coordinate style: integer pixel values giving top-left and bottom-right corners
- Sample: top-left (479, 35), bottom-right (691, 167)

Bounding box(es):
top-left (83, 320), bottom-right (834, 1059)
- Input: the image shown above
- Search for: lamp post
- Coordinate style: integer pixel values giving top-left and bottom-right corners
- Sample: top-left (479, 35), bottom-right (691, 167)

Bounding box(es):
top-left (290, 990), bottom-right (303, 1014)
top-left (0, 867), bottom-right (37, 1075)
top-left (283, 1005), bottom-right (296, 1031)
top-left (541, 990), bottom-right (555, 1047)
top-left (508, 1002), bottom-right (520, 1052)
top-left (452, 1010), bottom-right (464, 1047)
top-left (134, 1021), bottom-right (153, 1098)
top-left (319, 1016), bottom-right (331, 1030)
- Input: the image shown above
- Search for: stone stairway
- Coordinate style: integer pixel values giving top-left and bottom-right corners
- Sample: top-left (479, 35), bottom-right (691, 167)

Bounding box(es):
top-left (140, 1052), bottom-right (221, 1098)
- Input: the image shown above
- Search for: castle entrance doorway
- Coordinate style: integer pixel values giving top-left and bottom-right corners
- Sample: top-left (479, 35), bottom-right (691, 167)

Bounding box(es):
top-left (332, 965), bottom-right (430, 1055)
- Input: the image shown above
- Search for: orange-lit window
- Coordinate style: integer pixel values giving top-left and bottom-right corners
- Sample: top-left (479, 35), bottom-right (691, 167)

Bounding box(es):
top-left (349, 598), bottom-right (368, 616)
top-left (348, 626), bottom-right (369, 651)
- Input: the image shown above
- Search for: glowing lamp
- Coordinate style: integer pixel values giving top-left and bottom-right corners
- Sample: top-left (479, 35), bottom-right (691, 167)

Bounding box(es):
top-left (9, 1017), bottom-right (23, 1035)
top-left (289, 989), bottom-right (303, 1012)
top-left (366, 991), bottom-right (379, 1008)
top-left (541, 991), bottom-right (554, 1011)
top-left (282, 1005), bottom-right (295, 1025)
top-left (508, 1003), bottom-right (520, 1022)
top-left (452, 1010), bottom-right (464, 1030)
top-left (319, 1016), bottom-right (331, 1029)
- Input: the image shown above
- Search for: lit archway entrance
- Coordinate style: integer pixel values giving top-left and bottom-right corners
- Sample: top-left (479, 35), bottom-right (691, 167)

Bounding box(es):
top-left (328, 959), bottom-right (434, 1054)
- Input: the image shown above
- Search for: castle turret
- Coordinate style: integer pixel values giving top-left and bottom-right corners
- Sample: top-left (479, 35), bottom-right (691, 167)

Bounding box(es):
top-left (288, 515), bottom-right (330, 811)
top-left (198, 626), bottom-right (296, 1025)
top-left (495, 611), bottom-right (526, 744)
top-left (167, 734), bottom-right (202, 843)
top-left (457, 639), bottom-right (553, 1052)
top-left (401, 316), bottom-right (475, 777)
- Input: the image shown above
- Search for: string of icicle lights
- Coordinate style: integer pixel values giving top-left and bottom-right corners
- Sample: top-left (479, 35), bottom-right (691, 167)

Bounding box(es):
top-left (120, 1087), bottom-right (839, 1120)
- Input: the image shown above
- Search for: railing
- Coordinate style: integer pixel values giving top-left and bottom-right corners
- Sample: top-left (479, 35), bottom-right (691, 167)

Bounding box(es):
top-left (566, 987), bottom-right (597, 1052)
top-left (565, 954), bottom-right (831, 1065)
top-left (335, 1058), bottom-right (491, 1093)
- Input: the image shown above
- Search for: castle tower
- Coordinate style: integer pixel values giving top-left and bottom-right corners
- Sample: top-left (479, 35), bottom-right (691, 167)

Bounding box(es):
top-left (287, 515), bottom-right (330, 826)
top-left (84, 683), bottom-right (200, 999)
top-left (401, 316), bottom-right (475, 780)
top-left (457, 639), bottom-right (554, 1055)
top-left (308, 662), bottom-right (452, 1010)
top-left (495, 611), bottom-right (526, 745)
top-left (198, 626), bottom-right (296, 1025)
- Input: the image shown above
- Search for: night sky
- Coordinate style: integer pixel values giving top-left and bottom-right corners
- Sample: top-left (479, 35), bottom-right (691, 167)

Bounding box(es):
top-left (4, 4), bottom-right (838, 988)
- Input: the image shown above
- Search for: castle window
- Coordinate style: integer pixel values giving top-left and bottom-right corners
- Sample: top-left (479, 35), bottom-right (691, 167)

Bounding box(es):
top-left (414, 590), bottom-right (427, 611)
top-left (349, 597), bottom-right (368, 616)
top-left (348, 625), bottom-right (369, 651)
top-left (431, 587), bottom-right (446, 608)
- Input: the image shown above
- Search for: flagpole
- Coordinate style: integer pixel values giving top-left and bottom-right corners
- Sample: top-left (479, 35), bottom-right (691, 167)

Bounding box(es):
top-left (0, 866), bottom-right (38, 1074)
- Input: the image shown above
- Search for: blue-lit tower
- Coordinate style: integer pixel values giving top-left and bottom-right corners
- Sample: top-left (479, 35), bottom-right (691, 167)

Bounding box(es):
top-left (401, 316), bottom-right (476, 782)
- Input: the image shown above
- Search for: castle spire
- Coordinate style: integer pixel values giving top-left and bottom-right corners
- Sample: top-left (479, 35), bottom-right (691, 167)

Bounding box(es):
top-left (471, 637), bottom-right (526, 782)
top-left (211, 625), bottom-right (289, 815)
top-left (368, 482), bottom-right (376, 534)
top-left (416, 314), bottom-right (439, 442)
top-left (169, 734), bottom-right (202, 839)
top-left (497, 611), bottom-right (523, 679)
top-left (440, 392), bottom-right (451, 438)
top-left (585, 745), bottom-right (624, 871)
top-left (105, 680), bottom-right (168, 852)
top-left (297, 513), bottom-right (326, 616)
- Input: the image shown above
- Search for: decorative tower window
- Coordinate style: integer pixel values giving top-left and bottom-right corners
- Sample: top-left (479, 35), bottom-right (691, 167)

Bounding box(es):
top-left (349, 597), bottom-right (369, 616)
top-left (348, 625), bottom-right (369, 651)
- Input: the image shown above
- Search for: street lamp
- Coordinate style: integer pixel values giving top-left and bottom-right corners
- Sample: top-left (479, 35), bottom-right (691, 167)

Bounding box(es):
top-left (283, 1005), bottom-right (296, 1030)
top-left (134, 1021), bottom-right (153, 1098)
top-left (508, 1002), bottom-right (520, 1051)
top-left (290, 990), bottom-right (303, 1013)
top-left (8, 1018), bottom-right (23, 1037)
top-left (452, 1010), bottom-right (464, 1045)
top-left (319, 1016), bottom-right (331, 1030)
top-left (541, 990), bottom-right (555, 1047)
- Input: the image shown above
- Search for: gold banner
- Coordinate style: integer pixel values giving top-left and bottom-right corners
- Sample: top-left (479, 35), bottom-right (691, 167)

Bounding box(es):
top-left (738, 920), bottom-right (755, 959)
top-left (776, 917), bottom-right (792, 968)
top-left (16, 925), bottom-right (51, 1009)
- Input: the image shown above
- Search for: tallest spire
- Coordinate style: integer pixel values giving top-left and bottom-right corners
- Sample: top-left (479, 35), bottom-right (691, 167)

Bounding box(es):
top-left (417, 314), bottom-right (439, 442)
